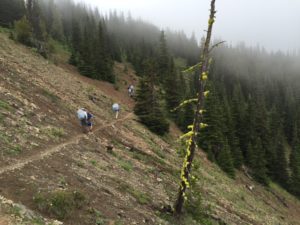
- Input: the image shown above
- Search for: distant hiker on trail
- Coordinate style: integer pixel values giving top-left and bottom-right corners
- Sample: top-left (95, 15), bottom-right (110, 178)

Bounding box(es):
top-left (77, 108), bottom-right (94, 133)
top-left (112, 103), bottom-right (120, 119)
top-left (128, 84), bottom-right (134, 97)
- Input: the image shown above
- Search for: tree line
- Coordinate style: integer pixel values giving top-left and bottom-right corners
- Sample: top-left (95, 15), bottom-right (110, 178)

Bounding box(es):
top-left (199, 44), bottom-right (300, 198)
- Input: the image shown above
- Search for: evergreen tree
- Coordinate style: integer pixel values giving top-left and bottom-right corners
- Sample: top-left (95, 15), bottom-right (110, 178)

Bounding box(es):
top-left (199, 82), bottom-right (225, 158)
top-left (42, 0), bottom-right (64, 41)
top-left (216, 139), bottom-right (235, 178)
top-left (267, 106), bottom-right (282, 178)
top-left (224, 95), bottom-right (243, 169)
top-left (252, 138), bottom-right (269, 185)
top-left (164, 58), bottom-right (182, 117)
top-left (0, 0), bottom-right (25, 27)
top-left (274, 136), bottom-right (289, 188)
top-left (243, 97), bottom-right (256, 162)
top-left (14, 16), bottom-right (32, 45)
top-left (289, 126), bottom-right (300, 197)
top-left (71, 20), bottom-right (82, 53)
top-left (231, 84), bottom-right (247, 156)
top-left (26, 0), bottom-right (46, 41)
top-left (157, 30), bottom-right (169, 83)
top-left (134, 59), bottom-right (169, 135)
top-left (94, 21), bottom-right (114, 82)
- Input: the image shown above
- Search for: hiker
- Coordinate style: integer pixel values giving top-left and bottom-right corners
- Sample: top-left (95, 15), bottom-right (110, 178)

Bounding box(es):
top-left (77, 108), bottom-right (93, 133)
top-left (128, 84), bottom-right (134, 97)
top-left (112, 103), bottom-right (120, 119)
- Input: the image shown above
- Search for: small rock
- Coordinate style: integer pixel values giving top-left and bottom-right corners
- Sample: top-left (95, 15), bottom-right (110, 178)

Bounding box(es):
top-left (52, 220), bottom-right (63, 225)
top-left (30, 103), bottom-right (38, 109)
top-left (33, 127), bottom-right (40, 133)
top-left (10, 120), bottom-right (17, 126)
top-left (16, 110), bottom-right (24, 116)
top-left (31, 142), bottom-right (39, 147)
top-left (23, 99), bottom-right (29, 106)
top-left (157, 178), bottom-right (163, 182)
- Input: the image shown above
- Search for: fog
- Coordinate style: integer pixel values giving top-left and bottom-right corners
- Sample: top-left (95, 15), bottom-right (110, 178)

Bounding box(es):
top-left (74, 0), bottom-right (300, 52)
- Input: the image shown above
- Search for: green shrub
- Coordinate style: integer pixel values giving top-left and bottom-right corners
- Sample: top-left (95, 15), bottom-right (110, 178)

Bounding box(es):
top-left (119, 184), bottom-right (151, 205)
top-left (43, 127), bottom-right (65, 139)
top-left (7, 145), bottom-right (22, 155)
top-left (90, 160), bottom-right (97, 166)
top-left (34, 190), bottom-right (86, 220)
top-left (14, 16), bottom-right (32, 46)
top-left (132, 191), bottom-right (151, 205)
top-left (41, 90), bottom-right (60, 103)
top-left (119, 160), bottom-right (133, 171)
top-left (0, 112), bottom-right (4, 123)
top-left (0, 100), bottom-right (10, 110)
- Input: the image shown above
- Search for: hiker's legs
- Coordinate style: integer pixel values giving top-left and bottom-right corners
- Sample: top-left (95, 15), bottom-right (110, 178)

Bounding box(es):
top-left (115, 111), bottom-right (119, 119)
top-left (80, 119), bottom-right (89, 133)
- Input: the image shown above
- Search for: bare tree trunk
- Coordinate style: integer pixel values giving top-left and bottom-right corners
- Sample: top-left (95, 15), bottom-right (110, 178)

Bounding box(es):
top-left (174, 0), bottom-right (217, 215)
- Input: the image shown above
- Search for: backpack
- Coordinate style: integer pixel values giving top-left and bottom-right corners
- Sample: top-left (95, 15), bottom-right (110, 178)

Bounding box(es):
top-left (77, 109), bottom-right (87, 120)
top-left (112, 103), bottom-right (120, 112)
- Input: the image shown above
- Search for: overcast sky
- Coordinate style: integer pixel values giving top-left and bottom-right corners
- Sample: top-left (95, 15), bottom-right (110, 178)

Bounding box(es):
top-left (75, 0), bottom-right (300, 52)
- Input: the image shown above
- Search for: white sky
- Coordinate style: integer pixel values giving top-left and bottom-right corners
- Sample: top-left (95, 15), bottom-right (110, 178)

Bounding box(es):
top-left (75, 0), bottom-right (300, 52)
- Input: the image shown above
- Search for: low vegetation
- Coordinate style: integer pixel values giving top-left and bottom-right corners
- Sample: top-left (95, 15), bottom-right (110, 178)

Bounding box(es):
top-left (34, 190), bottom-right (86, 220)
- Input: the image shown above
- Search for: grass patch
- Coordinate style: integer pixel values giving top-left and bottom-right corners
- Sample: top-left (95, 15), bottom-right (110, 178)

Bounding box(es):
top-left (0, 26), bottom-right (10, 33)
top-left (133, 190), bottom-right (151, 205)
top-left (90, 160), bottom-right (97, 166)
top-left (0, 100), bottom-right (11, 110)
top-left (119, 183), bottom-right (151, 205)
top-left (86, 86), bottom-right (95, 95)
top-left (152, 147), bottom-right (166, 159)
top-left (9, 205), bottom-right (22, 217)
top-left (41, 90), bottom-right (60, 103)
top-left (48, 38), bottom-right (71, 64)
top-left (43, 127), bottom-right (65, 139)
top-left (0, 112), bottom-right (4, 123)
top-left (144, 136), bottom-right (167, 160)
top-left (119, 160), bottom-right (133, 171)
top-left (93, 209), bottom-right (106, 225)
top-left (108, 150), bottom-right (117, 157)
top-left (0, 133), bottom-right (10, 146)
top-left (30, 217), bottom-right (46, 225)
top-left (6, 145), bottom-right (22, 155)
top-left (34, 190), bottom-right (86, 220)
top-left (76, 161), bottom-right (84, 168)
top-left (132, 152), bottom-right (145, 161)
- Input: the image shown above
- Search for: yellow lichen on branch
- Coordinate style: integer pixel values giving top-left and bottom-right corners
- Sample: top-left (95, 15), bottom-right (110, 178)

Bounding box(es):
top-left (182, 62), bottom-right (202, 74)
top-left (171, 98), bottom-right (198, 112)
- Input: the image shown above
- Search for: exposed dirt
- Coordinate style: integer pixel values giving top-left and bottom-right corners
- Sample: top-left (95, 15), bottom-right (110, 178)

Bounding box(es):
top-left (1, 32), bottom-right (300, 225)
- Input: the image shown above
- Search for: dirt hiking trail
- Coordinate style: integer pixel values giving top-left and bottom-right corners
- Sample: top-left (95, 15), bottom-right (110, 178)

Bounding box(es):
top-left (0, 113), bottom-right (133, 175)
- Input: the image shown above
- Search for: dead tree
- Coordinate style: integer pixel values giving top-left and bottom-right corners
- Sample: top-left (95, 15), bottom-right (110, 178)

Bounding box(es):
top-left (174, 0), bottom-right (218, 215)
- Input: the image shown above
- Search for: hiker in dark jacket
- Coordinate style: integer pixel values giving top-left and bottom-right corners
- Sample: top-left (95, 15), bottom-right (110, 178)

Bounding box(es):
top-left (77, 108), bottom-right (94, 133)
top-left (128, 84), bottom-right (134, 97)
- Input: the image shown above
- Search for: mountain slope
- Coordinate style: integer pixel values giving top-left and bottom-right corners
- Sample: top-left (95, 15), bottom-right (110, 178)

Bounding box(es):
top-left (0, 32), bottom-right (300, 225)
